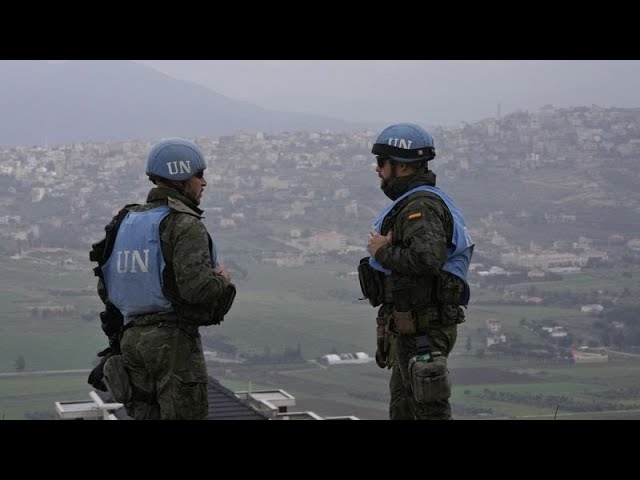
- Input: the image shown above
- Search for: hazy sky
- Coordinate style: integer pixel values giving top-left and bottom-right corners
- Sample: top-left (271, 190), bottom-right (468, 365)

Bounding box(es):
top-left (135, 60), bottom-right (640, 126)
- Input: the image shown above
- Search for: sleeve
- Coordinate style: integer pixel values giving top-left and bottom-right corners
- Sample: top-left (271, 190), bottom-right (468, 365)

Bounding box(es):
top-left (373, 197), bottom-right (450, 277)
top-left (170, 215), bottom-right (228, 306)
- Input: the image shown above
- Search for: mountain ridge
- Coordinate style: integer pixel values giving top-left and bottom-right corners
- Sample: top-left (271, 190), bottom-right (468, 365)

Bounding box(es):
top-left (0, 60), bottom-right (376, 147)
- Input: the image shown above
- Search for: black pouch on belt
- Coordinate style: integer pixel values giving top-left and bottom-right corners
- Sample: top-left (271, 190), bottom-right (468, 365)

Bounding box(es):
top-left (357, 257), bottom-right (385, 307)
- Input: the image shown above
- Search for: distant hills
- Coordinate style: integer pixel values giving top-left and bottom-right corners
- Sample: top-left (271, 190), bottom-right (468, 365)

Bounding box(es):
top-left (0, 60), bottom-right (373, 148)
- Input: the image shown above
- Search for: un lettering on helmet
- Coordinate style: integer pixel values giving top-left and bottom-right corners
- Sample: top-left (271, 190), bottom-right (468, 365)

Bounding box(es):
top-left (372, 123), bottom-right (436, 162)
top-left (146, 138), bottom-right (207, 181)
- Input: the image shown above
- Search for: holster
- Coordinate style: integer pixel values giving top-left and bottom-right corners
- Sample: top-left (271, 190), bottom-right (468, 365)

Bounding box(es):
top-left (375, 312), bottom-right (396, 369)
top-left (100, 302), bottom-right (124, 338)
top-left (204, 283), bottom-right (237, 326)
top-left (358, 257), bottom-right (385, 307)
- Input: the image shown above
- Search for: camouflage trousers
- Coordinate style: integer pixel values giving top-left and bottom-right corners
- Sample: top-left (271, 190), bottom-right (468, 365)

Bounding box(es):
top-left (119, 322), bottom-right (208, 420)
top-left (389, 305), bottom-right (463, 420)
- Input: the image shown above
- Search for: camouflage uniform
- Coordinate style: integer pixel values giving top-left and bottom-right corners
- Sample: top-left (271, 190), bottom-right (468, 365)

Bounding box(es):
top-left (97, 186), bottom-right (228, 420)
top-left (374, 172), bottom-right (466, 420)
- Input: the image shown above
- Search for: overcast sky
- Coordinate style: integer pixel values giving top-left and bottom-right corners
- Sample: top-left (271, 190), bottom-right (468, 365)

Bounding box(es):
top-left (135, 60), bottom-right (640, 127)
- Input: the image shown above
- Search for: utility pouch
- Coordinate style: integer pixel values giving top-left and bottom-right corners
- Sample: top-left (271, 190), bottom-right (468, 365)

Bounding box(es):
top-left (408, 352), bottom-right (451, 403)
top-left (205, 283), bottom-right (237, 326)
top-left (392, 309), bottom-right (416, 335)
top-left (358, 257), bottom-right (384, 307)
top-left (103, 354), bottom-right (132, 404)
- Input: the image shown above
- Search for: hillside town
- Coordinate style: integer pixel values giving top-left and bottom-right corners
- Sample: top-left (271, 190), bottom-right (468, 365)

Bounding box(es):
top-left (2, 105), bottom-right (639, 274)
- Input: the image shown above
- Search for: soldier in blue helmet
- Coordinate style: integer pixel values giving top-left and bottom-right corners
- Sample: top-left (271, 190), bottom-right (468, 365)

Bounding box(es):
top-left (358, 123), bottom-right (474, 420)
top-left (89, 137), bottom-right (235, 420)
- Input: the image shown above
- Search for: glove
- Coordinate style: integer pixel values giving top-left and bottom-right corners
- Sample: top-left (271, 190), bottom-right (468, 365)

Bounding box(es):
top-left (375, 313), bottom-right (391, 369)
top-left (375, 334), bottom-right (396, 369)
top-left (376, 335), bottom-right (393, 368)
top-left (375, 336), bottom-right (387, 369)
top-left (87, 346), bottom-right (114, 391)
top-left (87, 354), bottom-right (109, 391)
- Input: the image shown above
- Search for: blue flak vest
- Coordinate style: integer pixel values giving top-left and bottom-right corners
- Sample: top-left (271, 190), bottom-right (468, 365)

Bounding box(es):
top-left (101, 205), bottom-right (177, 320)
top-left (369, 185), bottom-right (475, 306)
top-left (102, 205), bottom-right (172, 319)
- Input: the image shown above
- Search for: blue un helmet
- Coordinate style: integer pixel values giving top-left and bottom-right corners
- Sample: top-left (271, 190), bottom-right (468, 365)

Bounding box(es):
top-left (372, 123), bottom-right (436, 162)
top-left (146, 138), bottom-right (207, 181)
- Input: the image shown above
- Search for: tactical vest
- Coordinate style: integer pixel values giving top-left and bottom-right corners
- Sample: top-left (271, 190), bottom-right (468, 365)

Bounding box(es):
top-left (369, 185), bottom-right (474, 305)
top-left (101, 204), bottom-right (219, 320)
top-left (101, 205), bottom-right (173, 318)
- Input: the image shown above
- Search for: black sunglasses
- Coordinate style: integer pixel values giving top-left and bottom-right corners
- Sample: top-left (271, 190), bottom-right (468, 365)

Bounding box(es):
top-left (194, 170), bottom-right (204, 179)
top-left (376, 156), bottom-right (390, 168)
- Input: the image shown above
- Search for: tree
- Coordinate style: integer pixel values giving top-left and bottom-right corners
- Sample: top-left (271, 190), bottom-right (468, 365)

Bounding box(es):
top-left (14, 355), bottom-right (25, 372)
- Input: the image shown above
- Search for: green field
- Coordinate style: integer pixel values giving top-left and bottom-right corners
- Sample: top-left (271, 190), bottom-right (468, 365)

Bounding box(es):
top-left (2, 252), bottom-right (640, 420)
top-left (507, 265), bottom-right (640, 296)
top-left (0, 372), bottom-right (90, 420)
top-left (210, 262), bottom-right (373, 358)
top-left (208, 355), bottom-right (640, 420)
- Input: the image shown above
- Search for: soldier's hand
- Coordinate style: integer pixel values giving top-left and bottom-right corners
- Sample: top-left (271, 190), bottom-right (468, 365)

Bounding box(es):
top-left (213, 265), bottom-right (231, 284)
top-left (367, 230), bottom-right (392, 257)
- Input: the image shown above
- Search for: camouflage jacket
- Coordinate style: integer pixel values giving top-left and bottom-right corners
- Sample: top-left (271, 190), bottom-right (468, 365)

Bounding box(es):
top-left (374, 172), bottom-right (464, 310)
top-left (98, 186), bottom-right (228, 326)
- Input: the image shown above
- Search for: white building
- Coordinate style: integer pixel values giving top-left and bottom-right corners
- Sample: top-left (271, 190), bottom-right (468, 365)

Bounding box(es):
top-left (319, 352), bottom-right (373, 366)
top-left (311, 231), bottom-right (347, 252)
top-left (581, 304), bottom-right (604, 314)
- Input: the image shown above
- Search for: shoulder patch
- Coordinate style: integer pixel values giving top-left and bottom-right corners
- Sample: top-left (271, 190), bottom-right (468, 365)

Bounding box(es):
top-left (407, 212), bottom-right (423, 221)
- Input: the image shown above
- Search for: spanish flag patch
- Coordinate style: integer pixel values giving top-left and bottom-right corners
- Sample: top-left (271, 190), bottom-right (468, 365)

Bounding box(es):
top-left (408, 212), bottom-right (422, 221)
